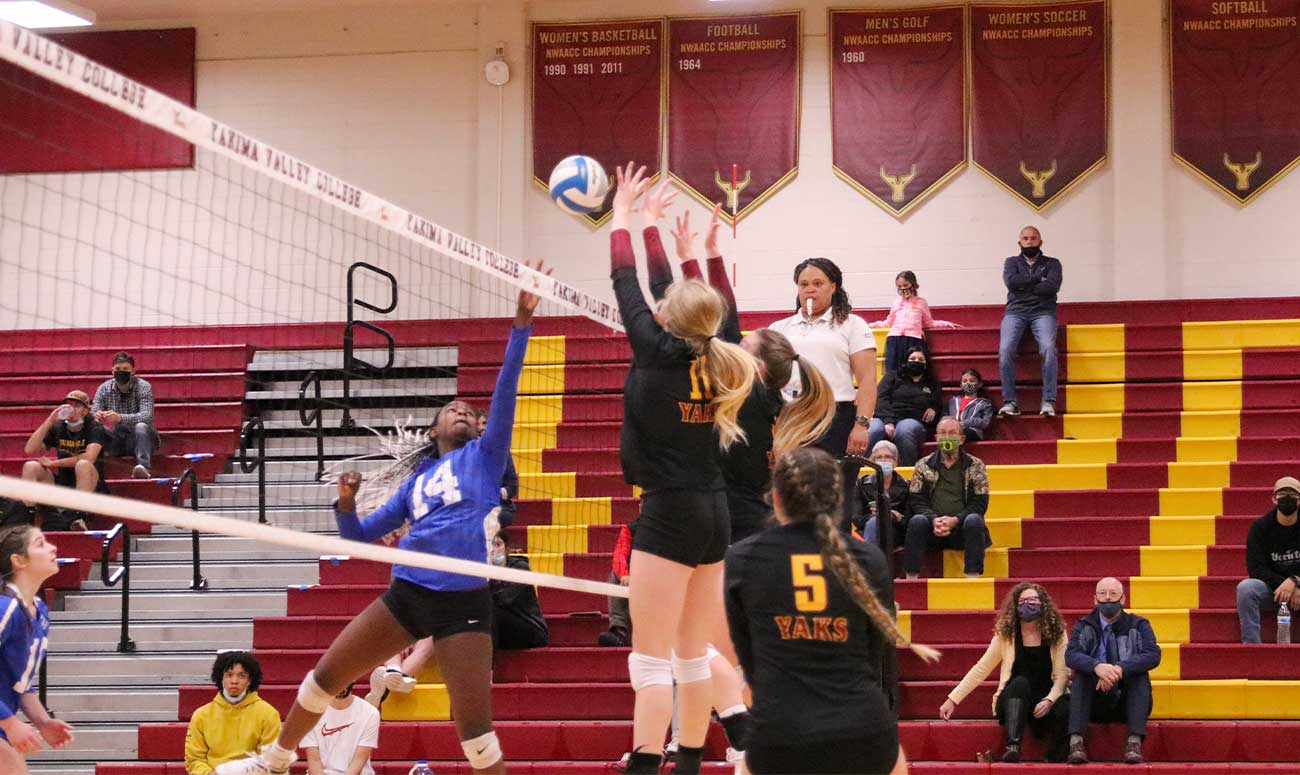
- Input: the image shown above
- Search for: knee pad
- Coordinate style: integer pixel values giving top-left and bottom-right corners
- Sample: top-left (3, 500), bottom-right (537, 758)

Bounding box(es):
top-left (628, 652), bottom-right (673, 691)
top-left (705, 644), bottom-right (720, 662)
top-left (671, 652), bottom-right (712, 685)
top-left (296, 670), bottom-right (334, 714)
top-left (462, 730), bottom-right (503, 769)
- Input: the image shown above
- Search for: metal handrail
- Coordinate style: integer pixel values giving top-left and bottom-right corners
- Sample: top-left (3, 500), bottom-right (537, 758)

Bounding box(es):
top-left (172, 467), bottom-right (207, 591)
top-left (298, 371), bottom-right (325, 481)
top-left (99, 522), bottom-right (135, 653)
top-left (238, 417), bottom-right (268, 524)
top-left (342, 261), bottom-right (397, 429)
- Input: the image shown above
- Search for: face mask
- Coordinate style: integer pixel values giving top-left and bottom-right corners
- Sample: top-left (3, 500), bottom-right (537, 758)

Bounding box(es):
top-left (1097, 600), bottom-right (1123, 619)
top-left (878, 461), bottom-right (894, 477)
top-left (937, 438), bottom-right (960, 454)
top-left (902, 361), bottom-right (926, 377)
top-left (113, 370), bottom-right (132, 385)
top-left (1017, 601), bottom-right (1043, 621)
top-left (222, 689), bottom-right (248, 704)
top-left (961, 383), bottom-right (978, 395)
top-left (66, 419), bottom-right (84, 431)
top-left (1279, 496), bottom-right (1300, 515)
top-left (491, 553), bottom-right (507, 566)
top-left (1021, 245), bottom-right (1042, 259)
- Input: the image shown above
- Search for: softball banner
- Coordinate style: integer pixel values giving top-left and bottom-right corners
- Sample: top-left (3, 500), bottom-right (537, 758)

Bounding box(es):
top-left (531, 18), bottom-right (664, 227)
top-left (830, 6), bottom-right (966, 219)
top-left (667, 12), bottom-right (801, 226)
top-left (969, 1), bottom-right (1108, 211)
top-left (1170, 0), bottom-right (1300, 205)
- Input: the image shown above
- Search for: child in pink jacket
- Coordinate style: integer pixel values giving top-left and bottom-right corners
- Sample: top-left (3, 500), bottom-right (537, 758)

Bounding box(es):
top-left (870, 270), bottom-right (959, 372)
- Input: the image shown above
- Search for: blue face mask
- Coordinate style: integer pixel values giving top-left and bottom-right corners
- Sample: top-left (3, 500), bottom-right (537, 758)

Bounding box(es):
top-left (879, 461), bottom-right (894, 477)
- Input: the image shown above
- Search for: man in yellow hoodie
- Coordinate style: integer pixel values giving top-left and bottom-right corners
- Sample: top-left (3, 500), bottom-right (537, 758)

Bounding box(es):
top-left (186, 651), bottom-right (282, 774)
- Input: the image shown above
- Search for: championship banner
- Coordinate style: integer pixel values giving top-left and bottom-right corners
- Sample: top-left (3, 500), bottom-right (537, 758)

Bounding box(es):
top-left (667, 13), bottom-right (801, 225)
top-left (531, 18), bottom-right (664, 227)
top-left (830, 6), bottom-right (966, 219)
top-left (969, 1), bottom-right (1108, 211)
top-left (1170, 0), bottom-right (1300, 205)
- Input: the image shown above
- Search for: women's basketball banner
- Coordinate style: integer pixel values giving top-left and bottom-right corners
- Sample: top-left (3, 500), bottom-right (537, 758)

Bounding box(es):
top-left (830, 6), bottom-right (966, 219)
top-left (1170, 0), bottom-right (1300, 205)
top-left (969, 1), bottom-right (1108, 211)
top-left (531, 19), bottom-right (664, 227)
top-left (667, 12), bottom-right (801, 225)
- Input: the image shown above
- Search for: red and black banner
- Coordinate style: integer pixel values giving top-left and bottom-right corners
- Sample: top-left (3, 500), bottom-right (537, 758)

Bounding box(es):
top-left (667, 12), bottom-right (801, 225)
top-left (830, 6), bottom-right (966, 219)
top-left (969, 1), bottom-right (1108, 211)
top-left (531, 18), bottom-right (664, 227)
top-left (1170, 0), bottom-right (1300, 205)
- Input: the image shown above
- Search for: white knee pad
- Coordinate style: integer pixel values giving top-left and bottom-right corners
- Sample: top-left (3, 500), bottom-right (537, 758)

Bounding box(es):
top-left (672, 652), bottom-right (713, 684)
top-left (628, 651), bottom-right (674, 691)
top-left (706, 644), bottom-right (721, 662)
top-left (296, 670), bottom-right (334, 714)
top-left (462, 730), bottom-right (503, 769)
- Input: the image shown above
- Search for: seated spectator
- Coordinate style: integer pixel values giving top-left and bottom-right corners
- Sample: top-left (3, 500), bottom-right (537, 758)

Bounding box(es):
top-left (904, 417), bottom-right (991, 579)
top-left (185, 651), bottom-right (281, 775)
top-left (868, 270), bottom-right (959, 373)
top-left (474, 408), bottom-right (517, 527)
top-left (867, 347), bottom-right (943, 466)
top-left (998, 226), bottom-right (1063, 418)
top-left (1065, 577), bottom-right (1161, 765)
top-left (948, 368), bottom-right (994, 442)
top-left (598, 521), bottom-right (634, 647)
top-left (301, 682), bottom-right (380, 775)
top-left (92, 352), bottom-right (160, 479)
top-left (1237, 476), bottom-right (1300, 643)
top-left (939, 583), bottom-right (1069, 763)
top-left (2, 391), bottom-right (107, 532)
top-left (856, 440), bottom-right (911, 544)
top-left (490, 533), bottom-right (548, 649)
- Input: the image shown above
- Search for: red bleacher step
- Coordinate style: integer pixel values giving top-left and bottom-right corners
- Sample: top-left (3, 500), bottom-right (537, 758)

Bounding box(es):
top-left (0, 401), bottom-right (242, 433)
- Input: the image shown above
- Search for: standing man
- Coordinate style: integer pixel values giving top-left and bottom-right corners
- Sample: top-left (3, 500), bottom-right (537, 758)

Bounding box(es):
top-left (92, 352), bottom-right (159, 479)
top-left (998, 227), bottom-right (1063, 418)
top-left (1236, 476), bottom-right (1300, 643)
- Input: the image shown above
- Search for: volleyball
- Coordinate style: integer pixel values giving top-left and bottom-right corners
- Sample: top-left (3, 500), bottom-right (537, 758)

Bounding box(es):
top-left (548, 155), bottom-right (610, 215)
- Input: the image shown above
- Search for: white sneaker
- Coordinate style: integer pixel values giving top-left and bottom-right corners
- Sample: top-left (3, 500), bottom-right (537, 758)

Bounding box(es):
top-left (364, 665), bottom-right (389, 707)
top-left (214, 751), bottom-right (293, 775)
top-left (383, 666), bottom-right (417, 693)
top-left (998, 401), bottom-right (1021, 417)
top-left (132, 464), bottom-right (151, 478)
top-left (726, 746), bottom-right (746, 775)
top-left (1039, 401), bottom-right (1056, 417)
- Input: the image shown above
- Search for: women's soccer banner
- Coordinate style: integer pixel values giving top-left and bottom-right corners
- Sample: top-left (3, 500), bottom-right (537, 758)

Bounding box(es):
top-left (830, 6), bottom-right (966, 219)
top-left (1170, 0), bottom-right (1300, 205)
top-left (667, 12), bottom-right (801, 225)
top-left (531, 18), bottom-right (664, 227)
top-left (969, 1), bottom-right (1108, 211)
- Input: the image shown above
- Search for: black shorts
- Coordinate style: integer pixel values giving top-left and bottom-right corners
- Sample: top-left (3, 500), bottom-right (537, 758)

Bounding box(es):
top-left (381, 577), bottom-right (493, 640)
top-left (747, 733), bottom-right (899, 774)
top-left (633, 488), bottom-right (730, 567)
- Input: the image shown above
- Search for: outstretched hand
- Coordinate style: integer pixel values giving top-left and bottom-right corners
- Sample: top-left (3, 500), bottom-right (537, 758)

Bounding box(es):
top-left (516, 259), bottom-right (553, 326)
top-left (670, 211), bottom-right (698, 263)
top-left (611, 162), bottom-right (650, 230)
top-left (704, 202), bottom-right (723, 258)
top-left (641, 179), bottom-right (678, 228)
top-left (337, 470), bottom-right (363, 510)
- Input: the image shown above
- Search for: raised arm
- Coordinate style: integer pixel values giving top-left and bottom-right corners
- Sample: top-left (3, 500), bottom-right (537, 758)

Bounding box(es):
top-left (334, 471), bottom-right (415, 544)
top-left (611, 163), bottom-right (674, 363)
top-left (478, 292), bottom-right (539, 473)
top-left (703, 205), bottom-right (741, 344)
top-left (641, 180), bottom-right (679, 301)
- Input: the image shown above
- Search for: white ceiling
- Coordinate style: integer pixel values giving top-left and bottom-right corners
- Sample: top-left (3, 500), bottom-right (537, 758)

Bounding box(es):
top-left (82, 0), bottom-right (461, 22)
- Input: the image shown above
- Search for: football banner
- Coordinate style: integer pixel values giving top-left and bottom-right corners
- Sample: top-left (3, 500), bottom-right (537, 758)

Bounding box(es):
top-left (969, 1), bottom-right (1108, 211)
top-left (1170, 0), bottom-right (1300, 204)
top-left (531, 18), bottom-right (664, 227)
top-left (830, 6), bottom-right (966, 218)
top-left (667, 12), bottom-right (801, 225)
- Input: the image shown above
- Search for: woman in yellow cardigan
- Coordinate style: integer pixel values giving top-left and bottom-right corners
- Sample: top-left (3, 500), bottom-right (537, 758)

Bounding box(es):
top-left (938, 583), bottom-right (1070, 762)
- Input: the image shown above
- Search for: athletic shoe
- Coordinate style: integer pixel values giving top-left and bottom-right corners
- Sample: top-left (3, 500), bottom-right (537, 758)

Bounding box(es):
top-left (132, 464), bottom-right (151, 479)
top-left (726, 746), bottom-right (746, 775)
top-left (998, 401), bottom-right (1021, 417)
top-left (383, 666), bottom-right (417, 693)
top-left (1039, 401), bottom-right (1056, 417)
top-left (363, 665), bottom-right (390, 708)
top-left (1001, 742), bottom-right (1022, 762)
top-left (1123, 736), bottom-right (1144, 764)
top-left (598, 627), bottom-right (631, 647)
top-left (1067, 738), bottom-right (1088, 765)
top-left (214, 751), bottom-right (293, 775)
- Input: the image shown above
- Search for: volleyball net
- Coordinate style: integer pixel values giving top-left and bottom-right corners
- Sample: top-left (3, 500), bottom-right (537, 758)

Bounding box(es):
top-left (0, 22), bottom-right (627, 596)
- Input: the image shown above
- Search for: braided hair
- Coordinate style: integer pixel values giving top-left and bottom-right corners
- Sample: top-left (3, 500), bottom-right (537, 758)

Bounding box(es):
top-left (792, 257), bottom-right (853, 326)
top-left (772, 447), bottom-right (940, 662)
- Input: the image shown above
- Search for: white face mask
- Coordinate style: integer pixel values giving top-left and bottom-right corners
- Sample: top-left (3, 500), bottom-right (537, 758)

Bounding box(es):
top-left (66, 419), bottom-right (85, 431)
top-left (491, 553), bottom-right (507, 566)
top-left (222, 688), bottom-right (248, 704)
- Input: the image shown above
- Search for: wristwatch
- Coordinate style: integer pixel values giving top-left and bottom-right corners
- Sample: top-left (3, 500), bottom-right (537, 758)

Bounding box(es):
top-left (855, 415), bottom-right (871, 427)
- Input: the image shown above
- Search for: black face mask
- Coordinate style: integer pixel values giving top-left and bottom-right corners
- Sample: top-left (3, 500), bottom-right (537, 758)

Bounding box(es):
top-left (1021, 245), bottom-right (1042, 259)
top-left (1279, 496), bottom-right (1300, 516)
top-left (113, 370), bottom-right (132, 385)
top-left (1097, 600), bottom-right (1123, 619)
top-left (902, 361), bottom-right (926, 377)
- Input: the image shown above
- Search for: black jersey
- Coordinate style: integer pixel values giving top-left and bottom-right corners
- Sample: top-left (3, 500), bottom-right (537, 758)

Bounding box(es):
top-left (725, 522), bottom-right (898, 742)
top-left (612, 230), bottom-right (725, 492)
top-left (720, 382), bottom-right (782, 535)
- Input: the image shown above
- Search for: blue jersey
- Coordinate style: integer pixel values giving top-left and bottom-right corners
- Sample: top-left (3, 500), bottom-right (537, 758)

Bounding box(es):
top-left (0, 587), bottom-right (50, 726)
top-left (336, 324), bottom-right (531, 591)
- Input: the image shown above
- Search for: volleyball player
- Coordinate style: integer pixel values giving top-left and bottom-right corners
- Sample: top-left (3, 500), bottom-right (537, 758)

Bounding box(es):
top-left (610, 164), bottom-right (757, 775)
top-left (725, 447), bottom-right (938, 774)
top-left (0, 526), bottom-right (74, 774)
top-left (218, 276), bottom-right (546, 775)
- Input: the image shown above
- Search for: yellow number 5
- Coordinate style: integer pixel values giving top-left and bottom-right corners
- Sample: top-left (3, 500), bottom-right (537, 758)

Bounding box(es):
top-left (791, 554), bottom-right (827, 612)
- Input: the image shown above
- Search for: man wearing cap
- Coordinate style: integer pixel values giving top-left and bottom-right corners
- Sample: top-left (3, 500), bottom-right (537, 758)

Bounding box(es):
top-left (1, 390), bottom-right (109, 530)
top-left (1237, 476), bottom-right (1300, 643)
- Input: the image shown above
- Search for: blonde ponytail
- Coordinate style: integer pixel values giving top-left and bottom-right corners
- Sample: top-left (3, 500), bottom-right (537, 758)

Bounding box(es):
top-left (702, 337), bottom-right (758, 450)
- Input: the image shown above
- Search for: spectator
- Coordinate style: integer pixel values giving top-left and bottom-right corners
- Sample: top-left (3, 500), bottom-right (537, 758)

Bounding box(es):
top-left (768, 257), bottom-right (877, 457)
top-left (905, 417), bottom-right (991, 579)
top-left (1237, 476), bottom-right (1300, 643)
top-left (598, 521), bottom-right (634, 647)
top-left (947, 368), bottom-right (995, 442)
top-left (856, 440), bottom-right (910, 543)
top-left (867, 347), bottom-right (943, 466)
top-left (998, 227), bottom-right (1063, 418)
top-left (1065, 577), bottom-right (1161, 765)
top-left (939, 583), bottom-right (1070, 763)
top-left (185, 651), bottom-right (281, 775)
top-left (490, 533), bottom-right (548, 650)
top-left (474, 408), bottom-right (517, 527)
top-left (92, 352), bottom-right (159, 479)
top-left (868, 270), bottom-right (959, 373)
top-left (2, 391), bottom-right (107, 532)
top-left (301, 682), bottom-right (379, 775)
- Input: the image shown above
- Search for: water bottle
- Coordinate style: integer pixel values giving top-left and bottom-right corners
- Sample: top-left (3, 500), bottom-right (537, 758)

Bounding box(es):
top-left (408, 761), bottom-right (435, 775)
top-left (1278, 601), bottom-right (1292, 645)
top-left (57, 405), bottom-right (72, 420)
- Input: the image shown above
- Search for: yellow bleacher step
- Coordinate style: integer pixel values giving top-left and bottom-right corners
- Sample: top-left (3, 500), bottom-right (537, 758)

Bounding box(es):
top-left (895, 609), bottom-right (911, 642)
top-left (513, 396), bottom-right (564, 424)
top-left (1159, 488), bottom-right (1224, 517)
top-left (1062, 413), bottom-right (1124, 439)
top-left (985, 517), bottom-right (1022, 549)
top-left (1063, 351), bottom-right (1125, 383)
top-left (1182, 349), bottom-right (1243, 381)
top-left (1166, 462), bottom-right (1230, 489)
top-left (926, 578), bottom-right (994, 610)
top-left (381, 684), bottom-right (451, 721)
top-left (1153, 643), bottom-right (1179, 681)
top-left (518, 365), bottom-right (567, 394)
top-left (510, 448), bottom-right (544, 475)
top-left (518, 472), bottom-right (576, 499)
top-left (1066, 323), bottom-right (1125, 354)
top-left (1130, 576), bottom-right (1201, 609)
top-left (1180, 410), bottom-right (1242, 438)
top-left (1155, 679), bottom-right (1300, 720)
top-left (550, 498), bottom-right (613, 526)
top-left (412, 663), bottom-right (445, 683)
top-left (524, 552), bottom-right (564, 576)
top-left (512, 422), bottom-right (558, 449)
top-left (1176, 436), bottom-right (1238, 463)
top-left (1130, 609), bottom-right (1190, 643)
top-left (1182, 381), bottom-right (1244, 411)
top-left (523, 335), bottom-right (567, 365)
top-left (1064, 383), bottom-right (1125, 414)
top-left (1139, 546), bottom-right (1208, 577)
top-left (1182, 318), bottom-right (1300, 349)
top-left (986, 491), bottom-right (1034, 520)
top-left (1148, 516), bottom-right (1217, 547)
top-left (526, 525), bottom-right (588, 555)
top-left (1056, 438), bottom-right (1117, 465)
top-left (943, 548), bottom-right (1008, 579)
top-left (986, 464), bottom-right (1107, 491)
